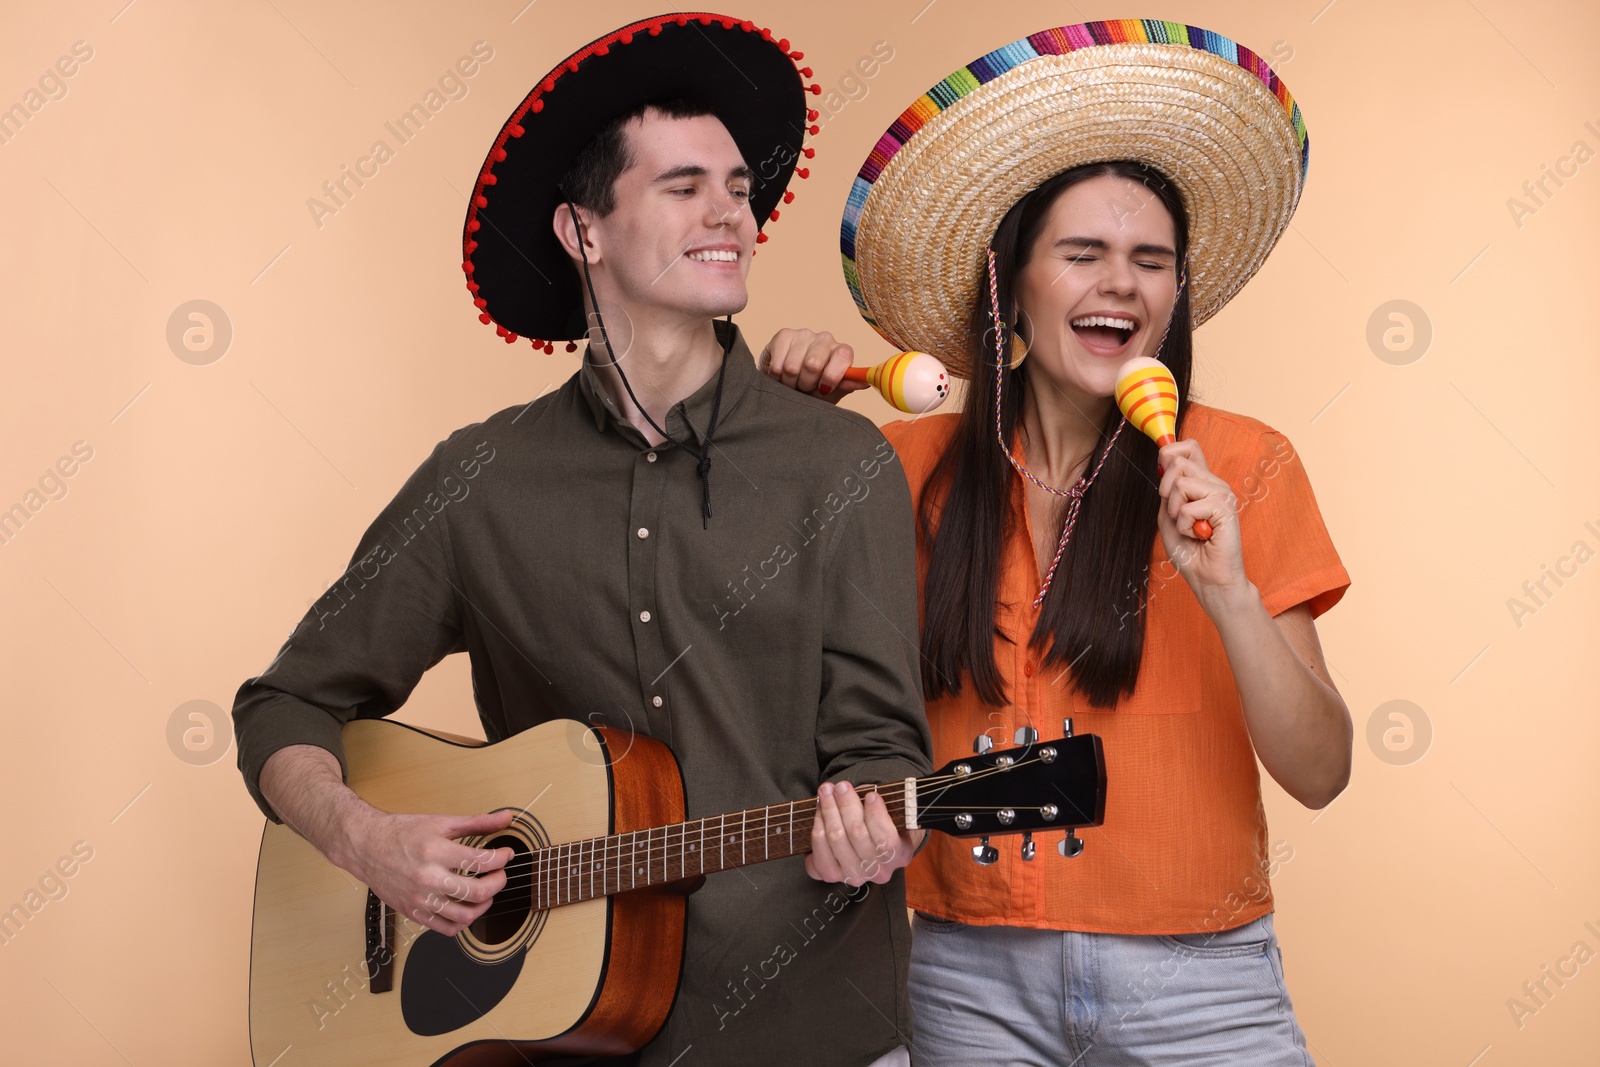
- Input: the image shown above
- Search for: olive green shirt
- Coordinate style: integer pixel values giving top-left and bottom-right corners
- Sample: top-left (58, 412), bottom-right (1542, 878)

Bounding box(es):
top-left (231, 321), bottom-right (932, 1067)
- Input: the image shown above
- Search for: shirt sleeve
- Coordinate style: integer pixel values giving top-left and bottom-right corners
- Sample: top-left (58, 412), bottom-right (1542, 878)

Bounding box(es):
top-left (1235, 429), bottom-right (1351, 620)
top-left (230, 433), bottom-right (472, 823)
top-left (815, 433), bottom-right (935, 789)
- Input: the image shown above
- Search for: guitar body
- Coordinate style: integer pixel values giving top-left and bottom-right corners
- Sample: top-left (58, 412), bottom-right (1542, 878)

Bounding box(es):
top-left (248, 717), bottom-right (689, 1066)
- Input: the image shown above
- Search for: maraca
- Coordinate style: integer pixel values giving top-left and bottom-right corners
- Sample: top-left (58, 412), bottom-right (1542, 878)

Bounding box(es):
top-left (843, 352), bottom-right (950, 414)
top-left (1114, 356), bottom-right (1212, 540)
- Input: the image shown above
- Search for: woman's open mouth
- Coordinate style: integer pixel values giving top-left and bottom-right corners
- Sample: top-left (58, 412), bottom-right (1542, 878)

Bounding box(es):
top-left (1070, 314), bottom-right (1137, 356)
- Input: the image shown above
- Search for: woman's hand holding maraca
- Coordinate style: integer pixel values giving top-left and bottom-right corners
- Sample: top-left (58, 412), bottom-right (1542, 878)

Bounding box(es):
top-left (1155, 438), bottom-right (1251, 612)
top-left (761, 329), bottom-right (951, 413)
top-left (758, 328), bottom-right (866, 402)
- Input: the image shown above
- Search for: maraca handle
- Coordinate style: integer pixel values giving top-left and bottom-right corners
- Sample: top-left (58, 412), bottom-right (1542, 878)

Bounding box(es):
top-left (1155, 433), bottom-right (1213, 540)
top-left (842, 366), bottom-right (868, 383)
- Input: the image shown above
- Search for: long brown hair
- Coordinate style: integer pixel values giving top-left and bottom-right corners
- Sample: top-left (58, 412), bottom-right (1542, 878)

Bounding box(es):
top-left (918, 161), bottom-right (1194, 708)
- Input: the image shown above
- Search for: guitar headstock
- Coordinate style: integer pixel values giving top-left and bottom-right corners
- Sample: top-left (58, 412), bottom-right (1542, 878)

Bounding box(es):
top-left (911, 731), bottom-right (1105, 840)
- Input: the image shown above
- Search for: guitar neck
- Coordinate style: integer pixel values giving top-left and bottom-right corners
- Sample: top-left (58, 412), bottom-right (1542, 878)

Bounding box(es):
top-left (528, 782), bottom-right (913, 910)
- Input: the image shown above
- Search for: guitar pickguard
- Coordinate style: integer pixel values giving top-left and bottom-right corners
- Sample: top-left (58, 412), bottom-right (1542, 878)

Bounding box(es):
top-left (401, 933), bottom-right (527, 1036)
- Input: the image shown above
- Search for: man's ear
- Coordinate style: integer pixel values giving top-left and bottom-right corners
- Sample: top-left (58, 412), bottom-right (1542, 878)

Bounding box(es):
top-left (552, 203), bottom-right (601, 266)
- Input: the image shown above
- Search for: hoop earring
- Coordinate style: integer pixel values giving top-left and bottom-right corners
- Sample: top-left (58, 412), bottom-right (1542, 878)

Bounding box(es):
top-left (1008, 319), bottom-right (1030, 370)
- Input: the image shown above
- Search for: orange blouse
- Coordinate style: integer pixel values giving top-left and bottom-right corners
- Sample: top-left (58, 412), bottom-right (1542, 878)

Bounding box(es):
top-left (882, 403), bottom-right (1350, 934)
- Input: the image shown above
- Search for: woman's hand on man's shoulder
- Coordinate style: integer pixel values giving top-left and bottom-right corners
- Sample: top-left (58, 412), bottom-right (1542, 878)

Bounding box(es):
top-left (759, 327), bottom-right (868, 403)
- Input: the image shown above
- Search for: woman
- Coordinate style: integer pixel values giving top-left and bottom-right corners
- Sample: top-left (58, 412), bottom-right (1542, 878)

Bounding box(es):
top-left (765, 20), bottom-right (1351, 1065)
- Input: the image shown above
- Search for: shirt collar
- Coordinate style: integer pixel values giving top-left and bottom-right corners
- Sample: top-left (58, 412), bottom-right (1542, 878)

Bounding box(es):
top-left (576, 319), bottom-right (756, 447)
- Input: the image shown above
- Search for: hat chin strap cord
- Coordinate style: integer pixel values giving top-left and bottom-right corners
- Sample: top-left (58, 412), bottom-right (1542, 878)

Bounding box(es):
top-left (562, 195), bottom-right (732, 529)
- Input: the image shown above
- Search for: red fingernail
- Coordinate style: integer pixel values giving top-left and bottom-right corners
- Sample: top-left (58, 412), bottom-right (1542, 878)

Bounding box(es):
top-left (1156, 463), bottom-right (1165, 476)
top-left (818, 384), bottom-right (832, 395)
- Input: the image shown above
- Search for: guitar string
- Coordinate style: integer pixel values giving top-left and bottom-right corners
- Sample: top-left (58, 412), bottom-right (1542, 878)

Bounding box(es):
top-left (460, 756), bottom-right (1078, 917)
top-left (476, 758), bottom-right (1062, 883)
top-left (479, 755), bottom-right (1058, 881)
top-left (478, 811), bottom-right (1084, 920)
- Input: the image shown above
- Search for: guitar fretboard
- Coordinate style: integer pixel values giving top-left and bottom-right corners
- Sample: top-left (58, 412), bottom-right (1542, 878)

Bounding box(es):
top-left (527, 787), bottom-right (908, 910)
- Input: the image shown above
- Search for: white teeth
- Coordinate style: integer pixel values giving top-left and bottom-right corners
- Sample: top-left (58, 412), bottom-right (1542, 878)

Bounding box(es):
top-left (687, 249), bottom-right (738, 262)
top-left (1071, 315), bottom-right (1137, 330)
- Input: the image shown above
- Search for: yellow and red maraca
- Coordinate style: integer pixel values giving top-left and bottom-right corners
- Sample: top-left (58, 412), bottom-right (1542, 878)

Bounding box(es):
top-left (843, 352), bottom-right (950, 414)
top-left (1114, 357), bottom-right (1212, 540)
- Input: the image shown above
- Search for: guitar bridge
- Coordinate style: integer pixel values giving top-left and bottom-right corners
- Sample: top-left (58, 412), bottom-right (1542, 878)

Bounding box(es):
top-left (364, 889), bottom-right (397, 993)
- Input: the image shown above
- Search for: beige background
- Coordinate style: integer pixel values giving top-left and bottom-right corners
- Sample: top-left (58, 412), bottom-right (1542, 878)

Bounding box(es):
top-left (1, 0), bottom-right (1596, 1063)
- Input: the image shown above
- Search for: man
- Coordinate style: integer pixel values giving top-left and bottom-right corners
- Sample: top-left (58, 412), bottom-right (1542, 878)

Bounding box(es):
top-left (232, 15), bottom-right (930, 1067)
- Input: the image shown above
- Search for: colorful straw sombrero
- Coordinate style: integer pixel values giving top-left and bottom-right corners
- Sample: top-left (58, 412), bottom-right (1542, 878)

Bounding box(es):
top-left (463, 13), bottom-right (819, 352)
top-left (840, 19), bottom-right (1309, 378)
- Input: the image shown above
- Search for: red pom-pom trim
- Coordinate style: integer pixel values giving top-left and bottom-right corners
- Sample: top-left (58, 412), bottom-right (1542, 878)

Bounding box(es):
top-left (755, 232), bottom-right (768, 243)
top-left (474, 195), bottom-right (488, 208)
top-left (479, 312), bottom-right (492, 324)
top-left (496, 324), bottom-right (507, 336)
top-left (790, 51), bottom-right (804, 61)
top-left (769, 209), bottom-right (780, 221)
top-left (509, 124), bottom-right (524, 137)
top-left (800, 67), bottom-right (813, 78)
top-left (543, 342), bottom-right (555, 354)
top-left (493, 148), bottom-right (507, 162)
top-left (783, 190), bottom-right (795, 204)
top-left (463, 260), bottom-right (475, 273)
top-left (807, 108), bottom-right (818, 121)
top-left (807, 83), bottom-right (821, 95)
top-left (467, 219), bottom-right (480, 232)
top-left (566, 341), bottom-right (578, 352)
top-left (531, 99), bottom-right (544, 113)
top-left (505, 332), bottom-right (518, 343)
top-left (795, 168), bottom-right (810, 179)
top-left (474, 298), bottom-right (487, 308)
top-left (802, 147), bottom-right (814, 158)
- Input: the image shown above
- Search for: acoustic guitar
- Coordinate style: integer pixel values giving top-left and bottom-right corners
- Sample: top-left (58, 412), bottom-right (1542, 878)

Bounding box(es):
top-left (248, 717), bottom-right (1105, 1065)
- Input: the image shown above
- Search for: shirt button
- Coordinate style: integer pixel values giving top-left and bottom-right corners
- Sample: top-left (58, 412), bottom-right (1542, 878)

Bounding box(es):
top-left (652, 696), bottom-right (664, 708)
top-left (639, 610), bottom-right (652, 623)
top-left (1023, 661), bottom-right (1036, 677)
top-left (637, 527), bottom-right (649, 539)
top-left (646, 451), bottom-right (657, 463)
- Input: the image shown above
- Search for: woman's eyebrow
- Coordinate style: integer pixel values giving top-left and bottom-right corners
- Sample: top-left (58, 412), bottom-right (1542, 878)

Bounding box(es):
top-left (1053, 236), bottom-right (1176, 256)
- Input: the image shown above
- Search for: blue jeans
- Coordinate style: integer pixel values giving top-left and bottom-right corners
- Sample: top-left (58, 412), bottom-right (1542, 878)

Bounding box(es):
top-left (908, 912), bottom-right (1314, 1066)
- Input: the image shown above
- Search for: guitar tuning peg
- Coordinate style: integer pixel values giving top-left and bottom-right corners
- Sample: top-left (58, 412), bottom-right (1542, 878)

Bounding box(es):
top-left (1013, 725), bottom-right (1038, 745)
top-left (972, 836), bottom-right (998, 865)
top-left (1061, 717), bottom-right (1075, 738)
top-left (1020, 832), bottom-right (1035, 861)
top-left (1058, 830), bottom-right (1084, 858)
top-left (973, 734), bottom-right (994, 754)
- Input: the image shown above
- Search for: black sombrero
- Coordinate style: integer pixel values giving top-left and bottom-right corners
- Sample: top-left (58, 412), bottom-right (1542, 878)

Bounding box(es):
top-left (462, 12), bottom-right (819, 352)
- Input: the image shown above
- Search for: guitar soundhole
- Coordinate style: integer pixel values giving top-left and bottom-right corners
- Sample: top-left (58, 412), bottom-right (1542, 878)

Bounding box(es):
top-left (468, 833), bottom-right (532, 946)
